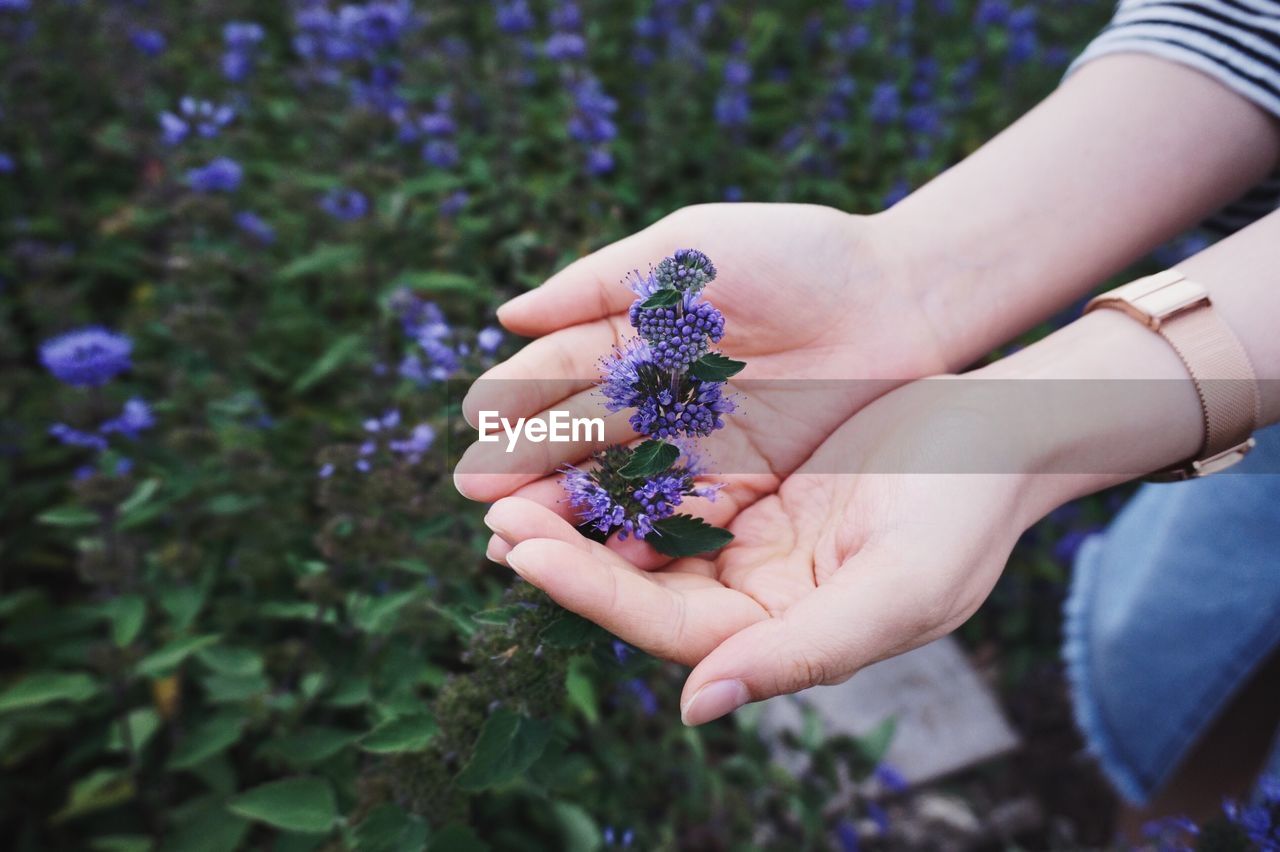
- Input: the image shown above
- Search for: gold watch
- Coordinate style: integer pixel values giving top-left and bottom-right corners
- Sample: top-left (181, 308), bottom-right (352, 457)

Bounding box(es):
top-left (1084, 270), bottom-right (1260, 481)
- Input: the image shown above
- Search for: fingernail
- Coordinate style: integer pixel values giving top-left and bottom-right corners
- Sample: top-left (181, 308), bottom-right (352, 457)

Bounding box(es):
top-left (482, 509), bottom-right (507, 537)
top-left (681, 679), bottom-right (749, 726)
top-left (505, 548), bottom-right (532, 580)
top-left (497, 291), bottom-right (533, 318)
top-left (484, 535), bottom-right (509, 564)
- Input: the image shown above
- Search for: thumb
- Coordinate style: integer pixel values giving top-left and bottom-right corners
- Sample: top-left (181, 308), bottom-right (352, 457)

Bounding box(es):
top-left (679, 552), bottom-right (944, 726)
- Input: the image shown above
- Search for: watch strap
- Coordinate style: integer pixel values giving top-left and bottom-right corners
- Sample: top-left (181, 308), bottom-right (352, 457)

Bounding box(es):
top-left (1084, 270), bottom-right (1260, 480)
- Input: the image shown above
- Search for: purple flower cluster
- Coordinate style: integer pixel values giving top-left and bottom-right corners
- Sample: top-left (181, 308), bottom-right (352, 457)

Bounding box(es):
top-left (320, 187), bottom-right (369, 221)
top-left (159, 97), bottom-right (235, 146)
top-left (390, 288), bottom-right (502, 385)
top-left (40, 328), bottom-right (156, 457)
top-left (714, 44), bottom-right (751, 129)
top-left (1225, 774), bottom-right (1280, 850)
top-left (562, 446), bottom-right (716, 540)
top-left (40, 327), bottom-right (132, 386)
top-left (321, 408), bottom-right (437, 475)
top-left (186, 157), bottom-right (243, 193)
top-left (562, 249), bottom-right (736, 543)
top-left (223, 21), bottom-right (265, 82)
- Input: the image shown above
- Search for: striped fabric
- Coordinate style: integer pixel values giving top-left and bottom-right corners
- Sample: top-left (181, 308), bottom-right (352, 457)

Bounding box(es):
top-left (1071, 0), bottom-right (1280, 232)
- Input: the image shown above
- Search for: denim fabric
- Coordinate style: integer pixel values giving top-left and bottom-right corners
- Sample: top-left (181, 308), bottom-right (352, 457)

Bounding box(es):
top-left (1064, 424), bottom-right (1280, 805)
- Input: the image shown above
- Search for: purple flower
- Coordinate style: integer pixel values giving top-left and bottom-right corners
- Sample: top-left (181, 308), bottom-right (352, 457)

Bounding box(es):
top-left (869, 83), bottom-right (901, 125)
top-left (99, 398), bottom-right (155, 439)
top-left (495, 0), bottom-right (535, 35)
top-left (130, 28), bottom-right (166, 57)
top-left (545, 32), bottom-right (586, 61)
top-left (160, 98), bottom-right (235, 146)
top-left (0, 0), bottom-right (31, 12)
top-left (234, 211), bottom-right (276, 244)
top-left (874, 762), bottom-right (910, 794)
top-left (623, 678), bottom-right (658, 716)
top-left (440, 190), bottom-right (469, 217)
top-left (714, 57), bottom-right (751, 128)
top-left (630, 297), bottom-right (724, 370)
top-left (389, 423), bottom-right (436, 459)
top-left (0, 152), bottom-right (14, 174)
top-left (49, 424), bottom-right (108, 452)
top-left (563, 446), bottom-right (715, 539)
top-left (186, 157), bottom-right (243, 193)
top-left (883, 179), bottom-right (910, 207)
top-left (422, 139), bottom-right (459, 169)
top-left (833, 820), bottom-right (860, 852)
top-left (224, 21), bottom-right (265, 49)
top-left (477, 326), bottom-right (503, 354)
top-left (320, 188), bottom-right (369, 221)
top-left (40, 327), bottom-right (132, 386)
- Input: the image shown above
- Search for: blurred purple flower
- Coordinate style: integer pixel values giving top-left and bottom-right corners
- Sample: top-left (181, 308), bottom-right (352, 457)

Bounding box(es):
top-left (49, 424), bottom-right (108, 452)
top-left (99, 398), bottom-right (156, 439)
top-left (546, 32), bottom-right (586, 61)
top-left (130, 28), bottom-right (166, 56)
top-left (40, 327), bottom-right (132, 386)
top-left (234, 211), bottom-right (276, 244)
top-left (186, 157), bottom-right (243, 193)
top-left (320, 188), bottom-right (369, 221)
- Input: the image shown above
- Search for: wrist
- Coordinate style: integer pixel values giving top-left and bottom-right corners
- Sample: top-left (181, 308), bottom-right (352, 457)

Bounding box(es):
top-left (964, 309), bottom-right (1203, 521)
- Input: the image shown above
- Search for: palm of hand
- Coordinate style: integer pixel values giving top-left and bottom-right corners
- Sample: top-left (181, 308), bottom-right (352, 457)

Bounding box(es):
top-left (456, 202), bottom-right (942, 507)
top-left (484, 388), bottom-right (1028, 723)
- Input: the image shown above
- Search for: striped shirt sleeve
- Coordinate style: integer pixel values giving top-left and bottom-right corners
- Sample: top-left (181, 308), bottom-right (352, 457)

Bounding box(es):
top-left (1069, 0), bottom-right (1280, 232)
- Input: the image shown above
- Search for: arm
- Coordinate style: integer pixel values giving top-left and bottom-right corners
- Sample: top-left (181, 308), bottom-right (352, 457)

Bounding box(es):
top-left (883, 54), bottom-right (1280, 371)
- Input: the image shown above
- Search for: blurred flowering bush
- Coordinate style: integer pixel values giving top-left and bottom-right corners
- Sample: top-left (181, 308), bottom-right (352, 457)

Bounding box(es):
top-left (0, 1), bottom-right (1116, 849)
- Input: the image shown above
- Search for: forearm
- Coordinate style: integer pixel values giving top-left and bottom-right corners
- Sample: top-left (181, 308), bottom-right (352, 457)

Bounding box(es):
top-left (879, 54), bottom-right (1280, 371)
top-left (973, 209), bottom-right (1280, 527)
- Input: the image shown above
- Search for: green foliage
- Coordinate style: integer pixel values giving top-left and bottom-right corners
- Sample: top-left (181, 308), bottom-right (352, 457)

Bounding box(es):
top-left (0, 0), bottom-right (1113, 848)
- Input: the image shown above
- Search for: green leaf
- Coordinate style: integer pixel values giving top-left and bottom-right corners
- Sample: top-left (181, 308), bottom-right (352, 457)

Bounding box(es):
top-left (275, 244), bottom-right (363, 282)
top-left (164, 803), bottom-right (250, 852)
top-left (564, 657), bottom-right (598, 725)
top-left (539, 613), bottom-right (602, 649)
top-left (617, 440), bottom-right (680, 479)
top-left (291, 333), bottom-right (365, 394)
top-left (649, 515), bottom-right (734, 558)
top-left (689, 352), bottom-right (747, 382)
top-left (136, 635), bottom-right (221, 678)
top-left (351, 804), bottom-right (430, 852)
top-left (37, 505), bottom-right (100, 527)
top-left (168, 713), bottom-right (245, 769)
top-left (551, 801), bottom-right (602, 852)
top-left (118, 478), bottom-right (161, 516)
top-left (100, 595), bottom-right (146, 647)
top-left (428, 825), bottom-right (489, 852)
top-left (395, 270), bottom-right (477, 294)
top-left (196, 645), bottom-right (264, 677)
top-left (89, 835), bottom-right (151, 852)
top-left (0, 672), bottom-right (99, 712)
top-left (227, 777), bottom-right (338, 835)
top-left (470, 605), bottom-right (527, 626)
top-left (348, 589), bottom-right (420, 634)
top-left (259, 727), bottom-right (359, 767)
top-left (640, 289), bottom-right (681, 309)
top-left (53, 768), bottom-right (135, 823)
top-left (854, 717), bottom-right (898, 765)
top-left (360, 714), bottom-right (438, 754)
top-left (455, 709), bottom-right (552, 791)
top-left (107, 708), bottom-right (161, 754)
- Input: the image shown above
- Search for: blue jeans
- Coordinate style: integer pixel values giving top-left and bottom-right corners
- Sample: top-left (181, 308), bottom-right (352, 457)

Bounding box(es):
top-left (1065, 425), bottom-right (1280, 804)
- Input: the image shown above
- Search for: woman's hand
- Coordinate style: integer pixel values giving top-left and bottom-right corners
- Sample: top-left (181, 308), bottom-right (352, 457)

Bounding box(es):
top-left (453, 203), bottom-right (947, 513)
top-left (482, 298), bottom-right (1228, 725)
top-left (482, 377), bottom-right (1044, 725)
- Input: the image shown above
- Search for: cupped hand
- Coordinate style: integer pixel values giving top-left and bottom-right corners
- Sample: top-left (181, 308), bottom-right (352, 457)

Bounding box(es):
top-left (482, 378), bottom-right (1053, 725)
top-left (453, 203), bottom-right (946, 515)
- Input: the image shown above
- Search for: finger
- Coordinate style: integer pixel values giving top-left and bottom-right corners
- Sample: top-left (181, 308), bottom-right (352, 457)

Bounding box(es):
top-left (485, 534), bottom-right (512, 565)
top-left (495, 228), bottom-right (660, 336)
top-left (460, 315), bottom-right (628, 429)
top-left (453, 385), bottom-right (635, 503)
top-left (679, 545), bottom-right (952, 725)
top-left (504, 537), bottom-right (767, 666)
